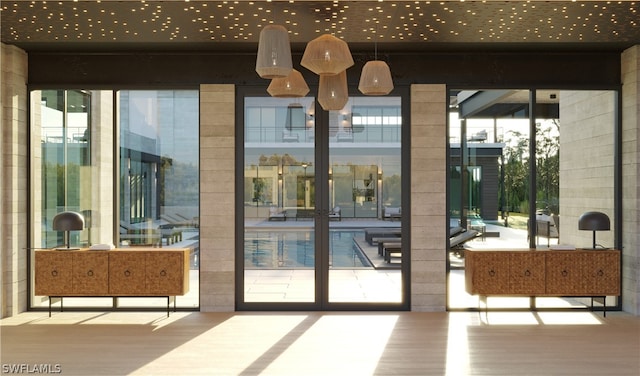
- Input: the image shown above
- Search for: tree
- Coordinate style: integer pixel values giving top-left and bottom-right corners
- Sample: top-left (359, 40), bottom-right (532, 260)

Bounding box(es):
top-left (502, 130), bottom-right (529, 213)
top-left (535, 120), bottom-right (560, 213)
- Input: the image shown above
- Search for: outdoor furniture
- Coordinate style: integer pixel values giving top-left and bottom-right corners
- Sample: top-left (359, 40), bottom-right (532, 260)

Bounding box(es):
top-left (377, 238), bottom-right (402, 256)
top-left (364, 228), bottom-right (402, 245)
top-left (295, 209), bottom-right (314, 220)
top-left (268, 207), bottom-right (287, 221)
top-left (381, 242), bottom-right (402, 263)
top-left (450, 226), bottom-right (464, 237)
top-left (328, 206), bottom-right (341, 221)
top-left (282, 130), bottom-right (299, 142)
top-left (450, 229), bottom-right (480, 249)
top-left (382, 206), bottom-right (402, 221)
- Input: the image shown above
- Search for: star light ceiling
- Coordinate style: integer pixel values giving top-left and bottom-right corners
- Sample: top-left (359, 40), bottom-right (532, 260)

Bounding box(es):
top-left (1, 1), bottom-right (638, 47)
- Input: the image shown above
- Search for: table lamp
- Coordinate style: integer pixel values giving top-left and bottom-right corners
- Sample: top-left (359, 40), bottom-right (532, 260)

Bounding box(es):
top-left (578, 211), bottom-right (610, 249)
top-left (53, 211), bottom-right (85, 250)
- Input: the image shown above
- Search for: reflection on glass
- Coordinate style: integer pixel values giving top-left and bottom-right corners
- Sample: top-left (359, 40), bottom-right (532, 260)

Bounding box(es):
top-left (448, 89), bottom-right (617, 310)
top-left (243, 96), bottom-right (403, 304)
top-left (117, 90), bottom-right (200, 309)
top-left (328, 97), bottom-right (403, 303)
top-left (31, 89), bottom-right (201, 310)
top-left (244, 96), bottom-right (316, 303)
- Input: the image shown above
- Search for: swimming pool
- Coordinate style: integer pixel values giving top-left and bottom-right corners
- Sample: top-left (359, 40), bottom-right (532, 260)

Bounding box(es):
top-left (244, 230), bottom-right (371, 268)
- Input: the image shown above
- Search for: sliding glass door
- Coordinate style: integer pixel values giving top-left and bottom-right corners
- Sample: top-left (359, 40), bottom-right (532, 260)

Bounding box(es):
top-left (240, 92), bottom-right (406, 309)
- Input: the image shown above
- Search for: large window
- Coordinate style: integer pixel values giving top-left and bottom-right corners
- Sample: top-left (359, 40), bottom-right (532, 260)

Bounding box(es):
top-left (448, 89), bottom-right (619, 311)
top-left (29, 89), bottom-right (200, 311)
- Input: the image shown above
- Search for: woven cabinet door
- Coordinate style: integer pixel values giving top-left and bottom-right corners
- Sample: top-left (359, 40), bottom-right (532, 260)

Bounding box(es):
top-left (545, 251), bottom-right (584, 295)
top-left (145, 252), bottom-right (184, 295)
top-left (109, 252), bottom-right (146, 295)
top-left (509, 252), bottom-right (546, 295)
top-left (35, 251), bottom-right (73, 296)
top-left (582, 251), bottom-right (620, 295)
top-left (72, 252), bottom-right (109, 295)
top-left (469, 252), bottom-right (509, 295)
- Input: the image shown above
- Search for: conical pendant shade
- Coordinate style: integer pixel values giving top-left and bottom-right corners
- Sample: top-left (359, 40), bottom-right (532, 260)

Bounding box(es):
top-left (255, 25), bottom-right (293, 79)
top-left (267, 69), bottom-right (310, 98)
top-left (358, 60), bottom-right (394, 95)
top-left (318, 70), bottom-right (349, 111)
top-left (301, 34), bottom-right (354, 76)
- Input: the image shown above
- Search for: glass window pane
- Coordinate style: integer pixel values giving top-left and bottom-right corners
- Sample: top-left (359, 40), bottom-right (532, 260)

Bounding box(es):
top-left (243, 96), bottom-right (316, 303)
top-left (448, 89), bottom-right (618, 311)
top-left (328, 96), bottom-right (403, 303)
top-left (31, 89), bottom-right (200, 310)
top-left (118, 90), bottom-right (200, 309)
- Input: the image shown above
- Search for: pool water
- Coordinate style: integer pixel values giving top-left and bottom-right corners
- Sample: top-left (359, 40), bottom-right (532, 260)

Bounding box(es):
top-left (244, 230), bottom-right (370, 268)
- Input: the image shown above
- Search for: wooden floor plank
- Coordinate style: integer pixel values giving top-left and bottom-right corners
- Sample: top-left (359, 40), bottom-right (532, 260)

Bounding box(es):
top-left (1, 311), bottom-right (639, 375)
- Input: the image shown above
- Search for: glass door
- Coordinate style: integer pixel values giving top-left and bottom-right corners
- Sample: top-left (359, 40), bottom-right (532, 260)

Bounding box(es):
top-left (240, 93), bottom-right (406, 309)
top-left (327, 97), bottom-right (404, 304)
top-left (242, 96), bottom-right (317, 305)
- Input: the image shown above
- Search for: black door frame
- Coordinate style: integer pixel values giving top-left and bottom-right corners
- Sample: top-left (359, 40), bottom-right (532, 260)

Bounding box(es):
top-left (235, 85), bottom-right (411, 311)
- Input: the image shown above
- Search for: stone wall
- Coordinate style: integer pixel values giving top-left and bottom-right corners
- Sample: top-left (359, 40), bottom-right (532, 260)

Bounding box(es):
top-left (1, 43), bottom-right (28, 318)
top-left (410, 84), bottom-right (447, 311)
top-left (199, 84), bottom-right (236, 311)
top-left (558, 90), bottom-right (616, 249)
top-left (622, 45), bottom-right (640, 315)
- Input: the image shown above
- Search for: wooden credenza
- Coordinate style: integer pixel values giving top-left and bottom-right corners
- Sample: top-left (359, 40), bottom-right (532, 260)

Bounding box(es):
top-left (465, 249), bottom-right (620, 314)
top-left (35, 248), bottom-right (190, 315)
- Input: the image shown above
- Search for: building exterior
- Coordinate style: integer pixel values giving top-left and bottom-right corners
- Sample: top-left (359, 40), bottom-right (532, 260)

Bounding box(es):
top-left (1, 1), bottom-right (639, 318)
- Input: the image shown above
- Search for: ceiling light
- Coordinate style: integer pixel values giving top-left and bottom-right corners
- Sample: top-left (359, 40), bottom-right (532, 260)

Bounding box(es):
top-left (255, 24), bottom-right (292, 79)
top-left (318, 70), bottom-right (348, 111)
top-left (301, 34), bottom-right (354, 76)
top-left (267, 69), bottom-right (310, 98)
top-left (358, 60), bottom-right (394, 95)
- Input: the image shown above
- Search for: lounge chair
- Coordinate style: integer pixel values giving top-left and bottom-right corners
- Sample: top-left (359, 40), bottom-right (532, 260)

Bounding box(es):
top-left (450, 226), bottom-right (464, 237)
top-left (377, 239), bottom-right (402, 258)
top-left (328, 206), bottom-right (341, 221)
top-left (450, 229), bottom-right (480, 249)
top-left (119, 221), bottom-right (162, 246)
top-left (382, 206), bottom-right (402, 221)
top-left (381, 242), bottom-right (402, 263)
top-left (364, 228), bottom-right (402, 245)
top-left (268, 207), bottom-right (287, 221)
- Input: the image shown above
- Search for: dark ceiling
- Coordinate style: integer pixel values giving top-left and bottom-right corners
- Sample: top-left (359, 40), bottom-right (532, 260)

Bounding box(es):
top-left (1, 1), bottom-right (639, 53)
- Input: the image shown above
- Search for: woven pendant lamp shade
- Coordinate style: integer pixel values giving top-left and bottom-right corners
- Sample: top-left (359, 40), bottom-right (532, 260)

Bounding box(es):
top-left (255, 25), bottom-right (293, 79)
top-left (267, 69), bottom-right (310, 98)
top-left (358, 60), bottom-right (394, 95)
top-left (318, 71), bottom-right (349, 111)
top-left (301, 34), bottom-right (354, 76)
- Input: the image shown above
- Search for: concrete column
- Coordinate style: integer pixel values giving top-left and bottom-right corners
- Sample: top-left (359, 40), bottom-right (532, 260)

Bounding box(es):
top-left (1, 43), bottom-right (28, 317)
top-left (199, 84), bottom-right (235, 311)
top-left (410, 84), bottom-right (447, 311)
top-left (621, 45), bottom-right (640, 315)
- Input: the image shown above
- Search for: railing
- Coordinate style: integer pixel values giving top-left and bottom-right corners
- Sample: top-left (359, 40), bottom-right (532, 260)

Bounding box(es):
top-left (246, 125), bottom-right (402, 144)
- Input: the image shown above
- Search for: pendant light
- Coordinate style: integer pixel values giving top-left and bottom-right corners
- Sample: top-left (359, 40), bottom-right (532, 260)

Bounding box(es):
top-left (358, 61), bottom-right (394, 95)
top-left (318, 70), bottom-right (349, 111)
top-left (267, 69), bottom-right (310, 98)
top-left (301, 34), bottom-right (354, 76)
top-left (358, 38), bottom-right (394, 95)
top-left (255, 24), bottom-right (293, 79)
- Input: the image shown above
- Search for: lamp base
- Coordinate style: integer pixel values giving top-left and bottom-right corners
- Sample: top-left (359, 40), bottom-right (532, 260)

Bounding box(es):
top-left (54, 247), bottom-right (80, 251)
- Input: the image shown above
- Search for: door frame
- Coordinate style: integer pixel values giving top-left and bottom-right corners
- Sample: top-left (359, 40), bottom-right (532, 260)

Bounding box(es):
top-left (235, 85), bottom-right (411, 311)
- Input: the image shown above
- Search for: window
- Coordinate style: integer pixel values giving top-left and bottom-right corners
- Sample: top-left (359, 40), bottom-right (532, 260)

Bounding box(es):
top-left (30, 89), bottom-right (200, 310)
top-left (448, 89), bottom-right (619, 311)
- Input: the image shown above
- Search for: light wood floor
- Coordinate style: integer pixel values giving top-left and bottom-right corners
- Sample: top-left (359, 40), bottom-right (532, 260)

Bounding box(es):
top-left (2, 311), bottom-right (639, 375)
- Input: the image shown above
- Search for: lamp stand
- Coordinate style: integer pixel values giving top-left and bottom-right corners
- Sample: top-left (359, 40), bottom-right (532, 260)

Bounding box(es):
top-left (55, 231), bottom-right (80, 251)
